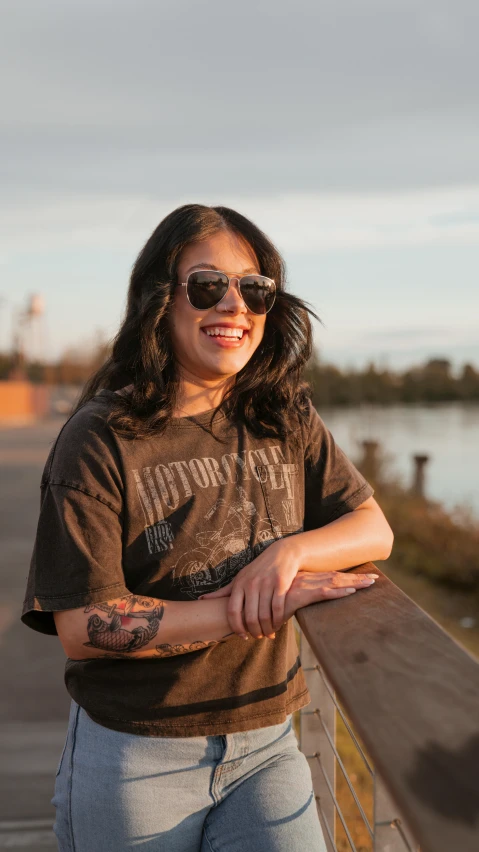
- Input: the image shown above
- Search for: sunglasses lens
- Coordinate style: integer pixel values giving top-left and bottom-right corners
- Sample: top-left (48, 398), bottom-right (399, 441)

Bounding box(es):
top-left (187, 271), bottom-right (229, 309)
top-left (240, 276), bottom-right (276, 314)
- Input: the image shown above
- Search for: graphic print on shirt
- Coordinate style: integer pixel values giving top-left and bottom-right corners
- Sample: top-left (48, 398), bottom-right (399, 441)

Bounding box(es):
top-left (132, 467), bottom-right (176, 555)
top-left (132, 446), bottom-right (301, 597)
top-left (170, 485), bottom-right (277, 598)
top-left (257, 462), bottom-right (301, 536)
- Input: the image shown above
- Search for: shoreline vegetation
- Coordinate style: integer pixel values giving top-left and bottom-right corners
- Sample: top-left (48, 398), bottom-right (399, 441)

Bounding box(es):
top-left (354, 442), bottom-right (479, 661)
top-left (304, 355), bottom-right (479, 406)
top-left (2, 345), bottom-right (479, 405)
top-left (356, 444), bottom-right (479, 599)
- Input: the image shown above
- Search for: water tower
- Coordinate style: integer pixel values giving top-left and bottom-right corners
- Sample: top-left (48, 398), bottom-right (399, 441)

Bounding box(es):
top-left (25, 293), bottom-right (46, 362)
top-left (10, 293), bottom-right (46, 378)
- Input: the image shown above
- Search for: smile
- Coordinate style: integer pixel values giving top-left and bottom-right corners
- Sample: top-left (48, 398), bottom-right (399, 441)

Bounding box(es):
top-left (200, 326), bottom-right (249, 347)
top-left (204, 327), bottom-right (244, 339)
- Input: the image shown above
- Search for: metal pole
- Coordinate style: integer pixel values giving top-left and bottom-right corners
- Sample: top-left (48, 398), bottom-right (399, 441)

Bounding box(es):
top-left (374, 772), bottom-right (419, 852)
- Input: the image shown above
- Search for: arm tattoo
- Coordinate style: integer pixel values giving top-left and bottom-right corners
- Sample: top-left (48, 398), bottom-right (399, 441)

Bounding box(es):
top-left (155, 633), bottom-right (235, 658)
top-left (83, 595), bottom-right (164, 653)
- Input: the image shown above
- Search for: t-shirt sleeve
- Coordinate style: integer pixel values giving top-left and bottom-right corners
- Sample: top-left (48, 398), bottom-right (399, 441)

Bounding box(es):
top-left (302, 402), bottom-right (374, 531)
top-left (21, 401), bottom-right (130, 636)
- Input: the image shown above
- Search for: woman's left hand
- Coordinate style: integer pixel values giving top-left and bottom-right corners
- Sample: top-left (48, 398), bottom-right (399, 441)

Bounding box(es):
top-left (199, 538), bottom-right (301, 639)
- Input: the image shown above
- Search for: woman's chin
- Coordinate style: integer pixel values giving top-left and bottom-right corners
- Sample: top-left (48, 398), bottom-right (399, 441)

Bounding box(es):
top-left (197, 352), bottom-right (249, 381)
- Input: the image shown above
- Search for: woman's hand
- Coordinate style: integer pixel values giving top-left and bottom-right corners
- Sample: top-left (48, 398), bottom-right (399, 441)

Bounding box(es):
top-left (199, 538), bottom-right (301, 639)
top-left (283, 570), bottom-right (378, 622)
top-left (202, 565), bottom-right (378, 639)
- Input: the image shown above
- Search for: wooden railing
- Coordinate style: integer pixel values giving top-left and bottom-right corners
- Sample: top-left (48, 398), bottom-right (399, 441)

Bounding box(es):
top-left (295, 563), bottom-right (479, 852)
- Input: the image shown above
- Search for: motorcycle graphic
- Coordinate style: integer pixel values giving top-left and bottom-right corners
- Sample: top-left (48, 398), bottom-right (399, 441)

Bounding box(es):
top-left (171, 487), bottom-right (280, 598)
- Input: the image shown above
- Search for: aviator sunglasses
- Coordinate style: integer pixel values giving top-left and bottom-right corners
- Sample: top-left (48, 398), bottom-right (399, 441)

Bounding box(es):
top-left (181, 269), bottom-right (276, 315)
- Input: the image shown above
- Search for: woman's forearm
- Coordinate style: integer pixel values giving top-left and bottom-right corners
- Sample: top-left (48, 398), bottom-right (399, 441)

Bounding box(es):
top-left (289, 500), bottom-right (394, 574)
top-left (54, 594), bottom-right (240, 661)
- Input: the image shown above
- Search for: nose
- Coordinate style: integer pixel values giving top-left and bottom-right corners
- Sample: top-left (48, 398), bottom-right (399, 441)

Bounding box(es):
top-left (216, 278), bottom-right (247, 314)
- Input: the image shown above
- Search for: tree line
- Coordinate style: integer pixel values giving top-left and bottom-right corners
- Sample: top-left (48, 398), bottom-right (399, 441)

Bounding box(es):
top-left (304, 356), bottom-right (479, 405)
top-left (1, 346), bottom-right (479, 404)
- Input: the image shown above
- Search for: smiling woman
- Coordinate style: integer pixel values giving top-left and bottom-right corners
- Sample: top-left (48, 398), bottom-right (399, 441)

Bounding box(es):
top-left (169, 231), bottom-right (271, 402)
top-left (21, 204), bottom-right (392, 852)
top-left (72, 204), bottom-right (316, 440)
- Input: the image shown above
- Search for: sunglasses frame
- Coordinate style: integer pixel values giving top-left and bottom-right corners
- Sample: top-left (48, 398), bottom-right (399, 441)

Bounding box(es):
top-left (180, 269), bottom-right (276, 315)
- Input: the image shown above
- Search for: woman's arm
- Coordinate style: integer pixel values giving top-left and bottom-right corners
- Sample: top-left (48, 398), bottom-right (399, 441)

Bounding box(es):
top-left (54, 594), bottom-right (237, 659)
top-left (53, 570), bottom-right (377, 660)
top-left (286, 495), bottom-right (394, 573)
top-left (202, 496), bottom-right (392, 638)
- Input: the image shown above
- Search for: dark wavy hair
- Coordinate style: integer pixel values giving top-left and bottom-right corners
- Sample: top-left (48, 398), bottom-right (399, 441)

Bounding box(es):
top-left (74, 203), bottom-right (322, 442)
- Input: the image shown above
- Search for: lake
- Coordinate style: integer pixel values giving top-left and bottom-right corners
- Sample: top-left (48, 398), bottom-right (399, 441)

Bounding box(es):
top-left (318, 403), bottom-right (479, 520)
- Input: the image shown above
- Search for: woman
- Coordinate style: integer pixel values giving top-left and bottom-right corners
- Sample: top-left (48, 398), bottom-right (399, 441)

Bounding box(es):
top-left (22, 204), bottom-right (393, 852)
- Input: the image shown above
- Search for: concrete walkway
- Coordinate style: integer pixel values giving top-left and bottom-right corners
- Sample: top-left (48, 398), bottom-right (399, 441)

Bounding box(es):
top-left (0, 420), bottom-right (70, 850)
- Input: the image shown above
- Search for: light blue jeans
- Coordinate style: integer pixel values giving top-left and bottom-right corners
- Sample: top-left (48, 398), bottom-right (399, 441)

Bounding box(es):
top-left (52, 700), bottom-right (326, 852)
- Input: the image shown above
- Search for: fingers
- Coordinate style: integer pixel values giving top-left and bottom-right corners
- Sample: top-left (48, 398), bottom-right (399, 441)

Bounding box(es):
top-left (330, 572), bottom-right (378, 588)
top-left (271, 587), bottom-right (287, 633)
top-left (258, 585), bottom-right (276, 639)
top-left (244, 583), bottom-right (263, 639)
top-left (322, 573), bottom-right (379, 598)
top-left (249, 585), bottom-right (287, 639)
top-left (199, 581), bottom-right (233, 599)
top-left (227, 586), bottom-right (249, 639)
top-left (322, 586), bottom-right (358, 598)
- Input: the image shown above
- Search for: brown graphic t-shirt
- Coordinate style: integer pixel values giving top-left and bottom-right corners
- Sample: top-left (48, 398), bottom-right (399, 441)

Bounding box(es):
top-left (22, 390), bottom-right (374, 737)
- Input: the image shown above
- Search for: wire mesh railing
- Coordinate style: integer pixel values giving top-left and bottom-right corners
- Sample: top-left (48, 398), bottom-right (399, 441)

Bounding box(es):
top-left (298, 634), bottom-right (420, 852)
top-left (293, 564), bottom-right (479, 852)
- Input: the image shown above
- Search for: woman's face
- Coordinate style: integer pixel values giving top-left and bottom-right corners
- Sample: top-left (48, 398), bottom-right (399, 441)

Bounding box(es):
top-left (170, 230), bottom-right (267, 382)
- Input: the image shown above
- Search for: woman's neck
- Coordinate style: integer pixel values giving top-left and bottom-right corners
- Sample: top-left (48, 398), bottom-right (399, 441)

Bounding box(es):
top-left (172, 371), bottom-right (234, 417)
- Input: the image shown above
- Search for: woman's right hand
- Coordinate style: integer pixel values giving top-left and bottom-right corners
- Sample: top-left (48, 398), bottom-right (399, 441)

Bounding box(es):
top-left (283, 570), bottom-right (378, 622)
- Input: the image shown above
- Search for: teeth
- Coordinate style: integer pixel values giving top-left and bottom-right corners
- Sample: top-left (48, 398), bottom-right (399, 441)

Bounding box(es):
top-left (205, 327), bottom-right (244, 338)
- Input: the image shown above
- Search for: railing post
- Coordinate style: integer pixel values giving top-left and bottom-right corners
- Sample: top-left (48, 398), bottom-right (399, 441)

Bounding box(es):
top-left (411, 454), bottom-right (429, 497)
top-left (299, 630), bottom-right (336, 851)
top-left (374, 773), bottom-right (419, 852)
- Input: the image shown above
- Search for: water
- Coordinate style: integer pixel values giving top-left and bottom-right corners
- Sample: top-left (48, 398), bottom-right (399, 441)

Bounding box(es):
top-left (318, 403), bottom-right (479, 520)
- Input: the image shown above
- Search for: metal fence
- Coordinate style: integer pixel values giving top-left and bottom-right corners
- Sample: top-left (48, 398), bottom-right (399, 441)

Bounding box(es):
top-left (298, 631), bottom-right (419, 852)
top-left (293, 564), bottom-right (479, 852)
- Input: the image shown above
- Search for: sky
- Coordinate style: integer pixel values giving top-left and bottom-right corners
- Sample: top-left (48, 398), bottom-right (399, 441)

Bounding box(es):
top-left (1, 0), bottom-right (478, 371)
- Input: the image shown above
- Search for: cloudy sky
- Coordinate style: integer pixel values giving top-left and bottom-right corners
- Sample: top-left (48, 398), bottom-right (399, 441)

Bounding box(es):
top-left (1, 0), bottom-right (478, 370)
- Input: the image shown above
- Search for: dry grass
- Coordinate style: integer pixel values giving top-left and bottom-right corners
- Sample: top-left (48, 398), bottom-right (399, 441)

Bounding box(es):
top-left (358, 453), bottom-right (479, 595)
top-left (334, 710), bottom-right (374, 851)
top-left (380, 561), bottom-right (479, 659)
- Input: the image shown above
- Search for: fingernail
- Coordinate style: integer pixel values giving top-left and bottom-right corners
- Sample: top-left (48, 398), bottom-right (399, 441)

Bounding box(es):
top-left (198, 595), bottom-right (205, 599)
top-left (363, 578), bottom-right (375, 584)
top-left (240, 634), bottom-right (249, 640)
top-left (346, 588), bottom-right (357, 593)
top-left (366, 574), bottom-right (379, 579)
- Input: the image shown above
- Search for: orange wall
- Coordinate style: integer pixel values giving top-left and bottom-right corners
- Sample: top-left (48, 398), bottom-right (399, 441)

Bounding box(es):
top-left (0, 381), bottom-right (51, 420)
